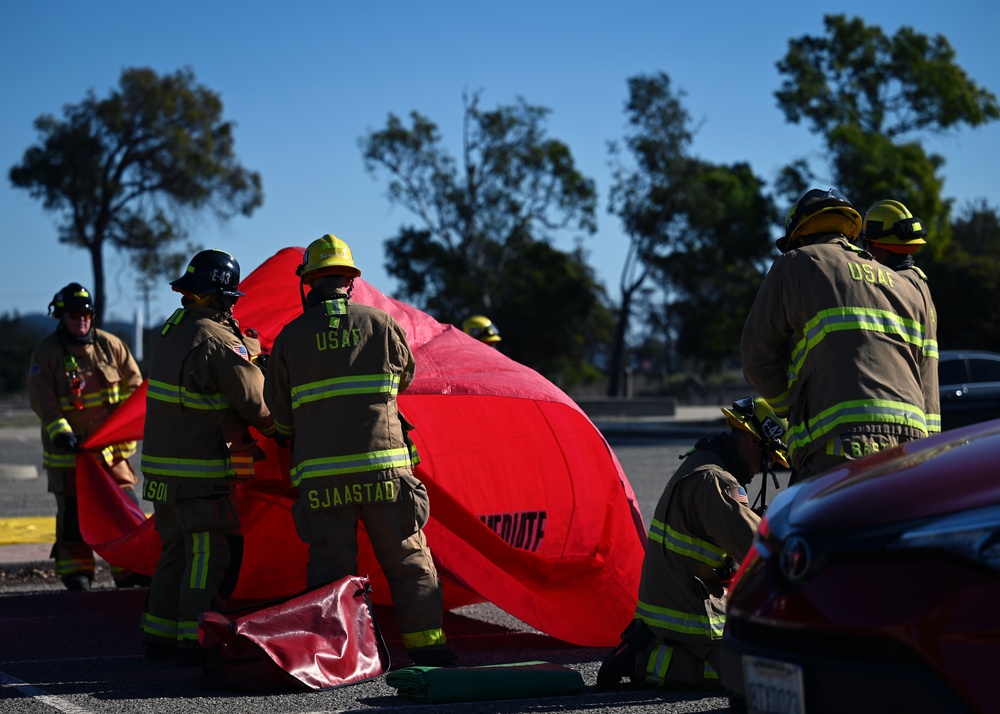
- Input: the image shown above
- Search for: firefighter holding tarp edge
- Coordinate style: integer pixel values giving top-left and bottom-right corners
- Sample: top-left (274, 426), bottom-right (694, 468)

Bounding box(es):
top-left (140, 249), bottom-right (276, 666)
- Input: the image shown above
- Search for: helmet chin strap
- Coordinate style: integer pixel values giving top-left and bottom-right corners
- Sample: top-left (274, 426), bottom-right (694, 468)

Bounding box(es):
top-left (184, 292), bottom-right (236, 318)
top-left (300, 276), bottom-right (355, 311)
top-left (751, 450), bottom-right (781, 515)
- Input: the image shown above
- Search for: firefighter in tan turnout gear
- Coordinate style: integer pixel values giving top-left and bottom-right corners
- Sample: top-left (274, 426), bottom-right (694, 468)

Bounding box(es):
top-left (27, 283), bottom-right (145, 591)
top-left (597, 397), bottom-right (788, 691)
top-left (861, 199), bottom-right (940, 434)
top-left (741, 188), bottom-right (935, 483)
top-left (264, 234), bottom-right (455, 667)
top-left (462, 314), bottom-right (502, 346)
top-left (140, 249), bottom-right (275, 665)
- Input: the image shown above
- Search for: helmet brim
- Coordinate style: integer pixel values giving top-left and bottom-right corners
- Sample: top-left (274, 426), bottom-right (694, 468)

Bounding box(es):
top-left (721, 404), bottom-right (790, 469)
top-left (301, 265), bottom-right (362, 281)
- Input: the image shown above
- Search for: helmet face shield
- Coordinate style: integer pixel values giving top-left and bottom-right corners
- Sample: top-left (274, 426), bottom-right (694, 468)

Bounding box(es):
top-left (723, 397), bottom-right (790, 468)
top-left (779, 188), bottom-right (862, 251)
top-left (462, 315), bottom-right (501, 344)
top-left (862, 200), bottom-right (927, 248)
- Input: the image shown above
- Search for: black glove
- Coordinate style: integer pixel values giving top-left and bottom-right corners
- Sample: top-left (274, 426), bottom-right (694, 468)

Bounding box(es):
top-left (254, 352), bottom-right (270, 376)
top-left (274, 432), bottom-right (290, 448)
top-left (716, 556), bottom-right (739, 583)
top-left (53, 432), bottom-right (81, 452)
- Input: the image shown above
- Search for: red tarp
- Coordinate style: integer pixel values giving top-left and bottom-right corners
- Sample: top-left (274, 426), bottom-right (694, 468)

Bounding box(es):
top-left (199, 574), bottom-right (387, 691)
top-left (77, 247), bottom-right (646, 647)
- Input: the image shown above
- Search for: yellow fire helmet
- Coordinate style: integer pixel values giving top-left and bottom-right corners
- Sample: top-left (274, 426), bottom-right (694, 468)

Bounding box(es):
top-left (721, 396), bottom-right (790, 468)
top-left (297, 234), bottom-right (361, 281)
top-left (462, 315), bottom-right (501, 344)
top-left (778, 187), bottom-right (862, 252)
top-left (862, 199), bottom-right (927, 254)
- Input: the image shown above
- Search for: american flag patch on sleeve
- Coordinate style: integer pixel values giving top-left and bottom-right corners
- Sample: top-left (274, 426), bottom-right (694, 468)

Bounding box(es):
top-left (232, 344), bottom-right (249, 361)
top-left (726, 485), bottom-right (749, 504)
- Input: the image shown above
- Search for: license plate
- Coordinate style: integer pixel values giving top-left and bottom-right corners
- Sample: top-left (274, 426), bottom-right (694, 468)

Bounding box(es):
top-left (742, 655), bottom-right (805, 714)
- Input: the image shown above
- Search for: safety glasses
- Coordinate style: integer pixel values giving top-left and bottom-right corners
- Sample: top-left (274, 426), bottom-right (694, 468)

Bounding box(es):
top-left (780, 188), bottom-right (855, 253)
top-left (470, 325), bottom-right (500, 339)
top-left (822, 188), bottom-right (850, 203)
top-left (867, 216), bottom-right (927, 241)
top-left (787, 188), bottom-right (852, 226)
top-left (68, 310), bottom-right (93, 320)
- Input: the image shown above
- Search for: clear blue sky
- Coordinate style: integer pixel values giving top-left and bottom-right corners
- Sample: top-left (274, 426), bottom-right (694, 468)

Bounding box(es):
top-left (2, 1), bottom-right (998, 325)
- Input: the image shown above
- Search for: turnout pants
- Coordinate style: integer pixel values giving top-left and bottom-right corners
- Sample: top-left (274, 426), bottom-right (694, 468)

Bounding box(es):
top-left (52, 491), bottom-right (95, 583)
top-left (292, 474), bottom-right (444, 650)
top-left (142, 485), bottom-right (239, 652)
top-left (48, 467), bottom-right (139, 586)
top-left (637, 637), bottom-right (722, 690)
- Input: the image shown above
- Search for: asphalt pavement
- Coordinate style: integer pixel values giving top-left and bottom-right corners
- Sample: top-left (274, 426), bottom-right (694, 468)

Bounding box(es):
top-left (0, 403), bottom-right (729, 569)
top-left (0, 402), bottom-right (745, 714)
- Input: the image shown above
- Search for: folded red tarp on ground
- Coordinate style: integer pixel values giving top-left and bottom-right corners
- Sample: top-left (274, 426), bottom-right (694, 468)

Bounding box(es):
top-left (77, 247), bottom-right (646, 647)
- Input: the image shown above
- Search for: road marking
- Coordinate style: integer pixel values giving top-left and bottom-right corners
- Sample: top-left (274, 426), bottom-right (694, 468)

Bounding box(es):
top-left (1, 656), bottom-right (143, 664)
top-left (0, 670), bottom-right (93, 714)
top-left (0, 464), bottom-right (38, 481)
top-left (0, 516), bottom-right (56, 544)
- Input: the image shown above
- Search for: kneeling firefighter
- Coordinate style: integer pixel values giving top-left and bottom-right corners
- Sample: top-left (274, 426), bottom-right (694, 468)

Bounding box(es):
top-left (597, 397), bottom-right (788, 690)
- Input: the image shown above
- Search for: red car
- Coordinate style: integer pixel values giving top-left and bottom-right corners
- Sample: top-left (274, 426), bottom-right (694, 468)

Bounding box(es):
top-left (721, 420), bottom-right (1000, 714)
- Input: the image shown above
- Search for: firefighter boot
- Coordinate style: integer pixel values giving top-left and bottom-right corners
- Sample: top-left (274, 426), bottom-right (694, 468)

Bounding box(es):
top-left (408, 643), bottom-right (458, 667)
top-left (596, 619), bottom-right (652, 690)
top-left (63, 574), bottom-right (92, 592)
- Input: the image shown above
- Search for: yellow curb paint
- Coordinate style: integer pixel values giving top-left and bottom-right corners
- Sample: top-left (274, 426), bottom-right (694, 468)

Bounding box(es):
top-left (0, 517), bottom-right (56, 545)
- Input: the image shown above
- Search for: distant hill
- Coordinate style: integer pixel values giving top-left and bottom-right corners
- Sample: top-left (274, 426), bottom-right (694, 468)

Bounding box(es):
top-left (18, 313), bottom-right (54, 336)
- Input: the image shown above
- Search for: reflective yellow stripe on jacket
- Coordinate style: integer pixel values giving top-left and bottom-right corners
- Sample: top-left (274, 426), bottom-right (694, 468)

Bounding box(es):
top-left (788, 307), bottom-right (929, 387)
top-left (647, 519), bottom-right (727, 568)
top-left (290, 373), bottom-right (400, 409)
top-left (43, 451), bottom-right (77, 469)
top-left (146, 380), bottom-right (232, 410)
top-left (786, 398), bottom-right (928, 454)
top-left (56, 382), bottom-right (130, 411)
top-left (925, 412), bottom-right (941, 433)
top-left (43, 417), bottom-right (76, 469)
top-left (291, 448), bottom-right (411, 487)
top-left (638, 519), bottom-right (727, 638)
top-left (43, 443), bottom-right (136, 470)
top-left (783, 306), bottom-right (930, 453)
top-left (143, 381), bottom-right (240, 478)
top-left (45, 417), bottom-right (74, 440)
top-left (140, 454), bottom-right (234, 480)
top-left (288, 372), bottom-right (405, 487)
